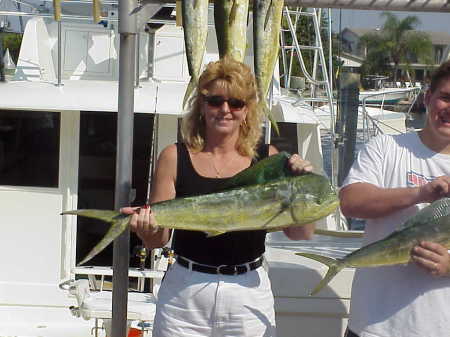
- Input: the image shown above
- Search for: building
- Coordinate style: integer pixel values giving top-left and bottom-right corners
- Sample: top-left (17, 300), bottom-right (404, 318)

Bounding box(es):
top-left (339, 27), bottom-right (450, 82)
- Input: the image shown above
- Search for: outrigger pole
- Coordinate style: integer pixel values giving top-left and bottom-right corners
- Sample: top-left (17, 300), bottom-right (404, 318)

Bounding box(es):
top-left (112, 1), bottom-right (137, 337)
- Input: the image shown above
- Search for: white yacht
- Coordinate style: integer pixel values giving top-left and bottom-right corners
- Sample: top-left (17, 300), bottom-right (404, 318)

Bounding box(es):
top-left (0, 2), bottom-right (369, 337)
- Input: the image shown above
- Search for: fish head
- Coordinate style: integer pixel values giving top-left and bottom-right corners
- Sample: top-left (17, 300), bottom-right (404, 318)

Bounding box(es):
top-left (289, 174), bottom-right (339, 224)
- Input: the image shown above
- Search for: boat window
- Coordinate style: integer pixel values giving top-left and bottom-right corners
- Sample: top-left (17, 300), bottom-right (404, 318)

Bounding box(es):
top-left (0, 110), bottom-right (60, 188)
top-left (268, 122), bottom-right (299, 154)
top-left (77, 111), bottom-right (157, 268)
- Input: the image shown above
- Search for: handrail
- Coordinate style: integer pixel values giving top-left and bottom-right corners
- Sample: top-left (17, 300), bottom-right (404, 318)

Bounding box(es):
top-left (360, 86), bottom-right (422, 141)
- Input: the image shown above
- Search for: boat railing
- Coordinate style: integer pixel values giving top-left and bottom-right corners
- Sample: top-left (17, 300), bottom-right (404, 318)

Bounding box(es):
top-left (360, 86), bottom-right (422, 141)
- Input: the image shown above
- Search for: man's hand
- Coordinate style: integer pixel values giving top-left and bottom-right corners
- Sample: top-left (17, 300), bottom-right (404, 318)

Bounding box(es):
top-left (417, 176), bottom-right (450, 203)
top-left (411, 241), bottom-right (450, 277)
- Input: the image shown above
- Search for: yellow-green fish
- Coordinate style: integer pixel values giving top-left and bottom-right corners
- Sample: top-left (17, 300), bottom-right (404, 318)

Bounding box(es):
top-left (92, 0), bottom-right (102, 24)
top-left (53, 0), bottom-right (62, 21)
top-left (214, 0), bottom-right (249, 63)
top-left (63, 170), bottom-right (338, 265)
top-left (297, 197), bottom-right (450, 295)
top-left (253, 0), bottom-right (284, 134)
top-left (182, 0), bottom-right (209, 110)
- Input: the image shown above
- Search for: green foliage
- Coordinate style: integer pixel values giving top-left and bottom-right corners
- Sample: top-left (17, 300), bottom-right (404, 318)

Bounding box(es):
top-left (1, 33), bottom-right (22, 63)
top-left (358, 12), bottom-right (433, 82)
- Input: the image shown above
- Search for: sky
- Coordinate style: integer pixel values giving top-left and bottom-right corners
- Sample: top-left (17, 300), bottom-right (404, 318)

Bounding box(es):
top-left (331, 9), bottom-right (450, 34)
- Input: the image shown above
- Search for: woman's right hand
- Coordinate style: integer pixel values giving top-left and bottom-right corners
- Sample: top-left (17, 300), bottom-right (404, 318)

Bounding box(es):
top-left (121, 206), bottom-right (160, 242)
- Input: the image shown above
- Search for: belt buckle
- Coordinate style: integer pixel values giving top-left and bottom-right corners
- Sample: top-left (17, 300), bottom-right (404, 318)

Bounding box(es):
top-left (217, 264), bottom-right (237, 275)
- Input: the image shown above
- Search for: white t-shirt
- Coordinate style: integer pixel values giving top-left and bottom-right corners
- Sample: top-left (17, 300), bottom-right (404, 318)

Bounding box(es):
top-left (343, 131), bottom-right (450, 337)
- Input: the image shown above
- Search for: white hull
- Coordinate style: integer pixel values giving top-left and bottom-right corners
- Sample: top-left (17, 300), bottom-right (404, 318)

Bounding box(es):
top-left (359, 87), bottom-right (415, 105)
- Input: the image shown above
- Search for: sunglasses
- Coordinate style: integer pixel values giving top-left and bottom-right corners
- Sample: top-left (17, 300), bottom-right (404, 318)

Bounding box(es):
top-left (203, 95), bottom-right (246, 110)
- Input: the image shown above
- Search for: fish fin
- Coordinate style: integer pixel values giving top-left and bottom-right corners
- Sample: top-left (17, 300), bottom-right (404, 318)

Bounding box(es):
top-left (78, 216), bottom-right (130, 265)
top-left (205, 230), bottom-right (226, 238)
top-left (262, 200), bottom-right (290, 228)
top-left (183, 78), bottom-right (197, 111)
top-left (193, 0), bottom-right (200, 10)
top-left (258, 100), bottom-right (280, 135)
top-left (229, 0), bottom-right (238, 25)
top-left (295, 253), bottom-right (342, 296)
top-left (220, 151), bottom-right (291, 190)
top-left (264, 0), bottom-right (274, 30)
top-left (396, 198), bottom-right (450, 231)
top-left (130, 5), bottom-right (144, 15)
top-left (61, 209), bottom-right (122, 224)
top-left (314, 229), bottom-right (364, 238)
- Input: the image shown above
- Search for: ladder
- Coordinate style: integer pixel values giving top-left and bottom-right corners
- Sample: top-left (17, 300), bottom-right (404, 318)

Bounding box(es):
top-left (279, 7), bottom-right (337, 186)
top-left (279, 8), bottom-right (347, 231)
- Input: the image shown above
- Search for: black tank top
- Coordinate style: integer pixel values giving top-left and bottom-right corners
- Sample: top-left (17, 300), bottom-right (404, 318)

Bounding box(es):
top-left (172, 142), bottom-right (269, 266)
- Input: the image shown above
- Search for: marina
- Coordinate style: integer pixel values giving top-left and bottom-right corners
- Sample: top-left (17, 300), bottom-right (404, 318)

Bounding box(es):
top-left (0, 1), bottom-right (444, 337)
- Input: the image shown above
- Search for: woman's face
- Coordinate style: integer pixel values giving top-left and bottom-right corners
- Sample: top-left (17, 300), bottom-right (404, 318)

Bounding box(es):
top-left (201, 81), bottom-right (248, 136)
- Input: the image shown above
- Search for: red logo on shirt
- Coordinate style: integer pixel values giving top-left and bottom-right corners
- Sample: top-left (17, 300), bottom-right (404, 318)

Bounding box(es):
top-left (407, 171), bottom-right (433, 187)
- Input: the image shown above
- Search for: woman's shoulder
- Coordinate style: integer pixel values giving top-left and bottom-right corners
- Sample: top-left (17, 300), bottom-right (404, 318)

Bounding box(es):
top-left (160, 143), bottom-right (177, 158)
top-left (156, 144), bottom-right (178, 169)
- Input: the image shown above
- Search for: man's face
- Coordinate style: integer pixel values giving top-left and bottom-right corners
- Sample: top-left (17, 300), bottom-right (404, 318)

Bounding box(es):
top-left (424, 77), bottom-right (450, 140)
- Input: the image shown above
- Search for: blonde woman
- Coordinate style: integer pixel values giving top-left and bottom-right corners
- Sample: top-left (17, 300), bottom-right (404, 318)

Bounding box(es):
top-left (122, 56), bottom-right (314, 337)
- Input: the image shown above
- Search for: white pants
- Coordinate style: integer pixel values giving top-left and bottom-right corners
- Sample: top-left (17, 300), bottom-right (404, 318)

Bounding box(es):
top-left (152, 261), bottom-right (276, 337)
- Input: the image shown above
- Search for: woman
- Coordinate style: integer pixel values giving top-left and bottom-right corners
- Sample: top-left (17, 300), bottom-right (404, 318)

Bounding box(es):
top-left (122, 56), bottom-right (315, 337)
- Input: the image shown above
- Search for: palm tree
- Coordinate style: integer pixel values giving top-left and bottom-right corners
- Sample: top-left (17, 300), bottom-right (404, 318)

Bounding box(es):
top-left (359, 12), bottom-right (433, 82)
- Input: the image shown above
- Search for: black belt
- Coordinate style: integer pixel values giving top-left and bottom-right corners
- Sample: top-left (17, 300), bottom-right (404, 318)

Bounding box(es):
top-left (176, 256), bottom-right (264, 275)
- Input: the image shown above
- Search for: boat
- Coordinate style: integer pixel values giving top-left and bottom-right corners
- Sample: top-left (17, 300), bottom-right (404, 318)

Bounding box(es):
top-left (359, 87), bottom-right (418, 105)
top-left (359, 75), bottom-right (421, 105)
top-left (0, 2), bottom-right (431, 337)
top-left (0, 3), bottom-right (355, 337)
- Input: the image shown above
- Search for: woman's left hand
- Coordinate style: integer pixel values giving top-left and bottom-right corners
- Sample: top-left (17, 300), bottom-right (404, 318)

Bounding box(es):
top-left (411, 241), bottom-right (450, 277)
top-left (288, 154), bottom-right (313, 175)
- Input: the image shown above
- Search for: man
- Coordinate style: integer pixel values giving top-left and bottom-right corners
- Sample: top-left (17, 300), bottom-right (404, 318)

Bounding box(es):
top-left (340, 60), bottom-right (450, 337)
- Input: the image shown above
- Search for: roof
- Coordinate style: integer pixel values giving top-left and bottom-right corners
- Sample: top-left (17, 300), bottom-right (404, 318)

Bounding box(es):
top-left (0, 78), bottom-right (321, 125)
top-left (0, 79), bottom-right (187, 115)
top-left (343, 27), bottom-right (450, 46)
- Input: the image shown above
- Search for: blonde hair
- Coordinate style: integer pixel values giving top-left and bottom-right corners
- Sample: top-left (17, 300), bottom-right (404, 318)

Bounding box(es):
top-left (181, 56), bottom-right (263, 158)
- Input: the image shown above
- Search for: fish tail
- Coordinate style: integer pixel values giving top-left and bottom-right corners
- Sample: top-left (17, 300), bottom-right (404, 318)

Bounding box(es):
top-left (53, 0), bottom-right (61, 21)
top-left (92, 0), bottom-right (102, 24)
top-left (229, 0), bottom-right (238, 25)
top-left (295, 253), bottom-right (343, 295)
top-left (78, 217), bottom-right (129, 265)
top-left (258, 100), bottom-right (279, 135)
top-left (264, 0), bottom-right (274, 30)
top-left (183, 78), bottom-right (197, 111)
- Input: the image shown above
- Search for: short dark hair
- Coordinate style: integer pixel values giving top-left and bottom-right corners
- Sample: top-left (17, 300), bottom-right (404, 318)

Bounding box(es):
top-left (430, 59), bottom-right (450, 93)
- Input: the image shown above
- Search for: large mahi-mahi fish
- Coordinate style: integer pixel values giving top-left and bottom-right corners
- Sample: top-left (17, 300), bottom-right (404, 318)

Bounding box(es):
top-left (297, 197), bottom-right (450, 295)
top-left (253, 0), bottom-right (284, 134)
top-left (182, 0), bottom-right (209, 110)
top-left (214, 0), bottom-right (249, 63)
top-left (62, 153), bottom-right (338, 265)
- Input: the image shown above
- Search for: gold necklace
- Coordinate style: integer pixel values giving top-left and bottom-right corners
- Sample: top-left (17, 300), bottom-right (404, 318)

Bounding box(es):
top-left (208, 152), bottom-right (234, 178)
